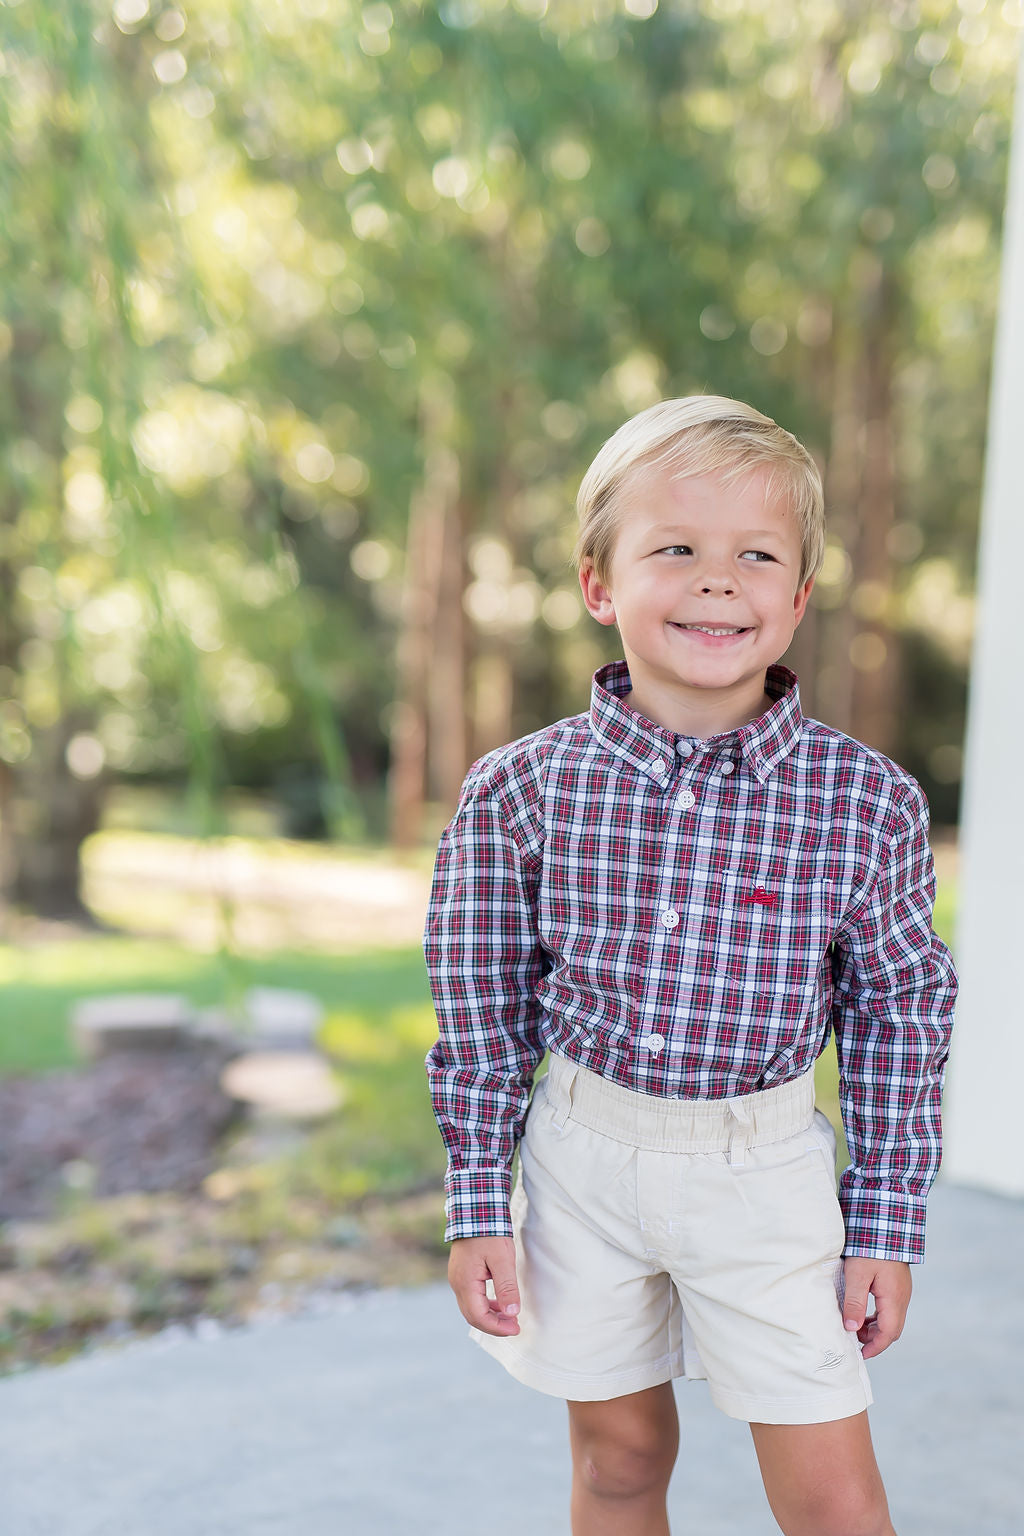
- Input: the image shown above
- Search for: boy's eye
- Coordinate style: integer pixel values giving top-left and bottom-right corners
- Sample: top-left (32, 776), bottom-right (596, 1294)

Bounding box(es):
top-left (657, 546), bottom-right (775, 562)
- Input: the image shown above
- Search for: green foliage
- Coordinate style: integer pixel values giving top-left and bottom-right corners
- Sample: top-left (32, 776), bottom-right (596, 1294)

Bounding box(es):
top-left (0, 933), bottom-right (447, 1372)
top-left (0, 856), bottom-right (960, 1368)
top-left (0, 937), bottom-right (217, 1071)
top-left (309, 1000), bottom-right (446, 1198)
top-left (1, 0), bottom-right (1016, 881)
top-left (0, 934), bottom-right (431, 1071)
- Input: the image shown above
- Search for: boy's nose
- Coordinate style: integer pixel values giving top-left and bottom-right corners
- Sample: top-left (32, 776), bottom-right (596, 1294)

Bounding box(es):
top-left (691, 555), bottom-right (735, 594)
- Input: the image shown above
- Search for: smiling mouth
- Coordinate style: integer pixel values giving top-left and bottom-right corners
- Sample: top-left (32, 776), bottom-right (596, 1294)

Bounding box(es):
top-left (670, 623), bottom-right (752, 636)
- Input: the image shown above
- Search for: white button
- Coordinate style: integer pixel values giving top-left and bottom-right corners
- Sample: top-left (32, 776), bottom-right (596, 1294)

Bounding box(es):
top-left (650, 757), bottom-right (666, 776)
top-left (641, 1033), bottom-right (666, 1054)
top-left (676, 740), bottom-right (693, 757)
top-left (677, 789), bottom-right (696, 810)
top-left (719, 760), bottom-right (735, 776)
top-left (661, 908), bottom-right (679, 929)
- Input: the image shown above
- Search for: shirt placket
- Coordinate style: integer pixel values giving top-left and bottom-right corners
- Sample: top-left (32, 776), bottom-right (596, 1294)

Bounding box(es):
top-left (635, 738), bottom-right (706, 1086)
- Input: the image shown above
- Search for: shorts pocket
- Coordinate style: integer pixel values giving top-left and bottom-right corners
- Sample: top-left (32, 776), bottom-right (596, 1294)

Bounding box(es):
top-left (807, 1108), bottom-right (838, 1184)
top-left (803, 1113), bottom-right (846, 1260)
top-left (821, 1256), bottom-right (846, 1311)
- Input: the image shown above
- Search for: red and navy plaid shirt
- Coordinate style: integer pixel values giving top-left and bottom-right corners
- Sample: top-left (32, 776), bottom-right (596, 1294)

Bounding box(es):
top-left (425, 660), bottom-right (957, 1262)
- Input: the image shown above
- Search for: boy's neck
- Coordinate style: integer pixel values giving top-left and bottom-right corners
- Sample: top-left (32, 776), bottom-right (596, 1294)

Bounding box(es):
top-left (622, 674), bottom-right (774, 741)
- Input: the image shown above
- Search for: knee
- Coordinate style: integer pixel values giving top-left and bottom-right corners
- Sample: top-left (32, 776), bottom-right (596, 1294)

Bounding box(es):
top-left (783, 1480), bottom-right (892, 1536)
top-left (576, 1428), bottom-right (677, 1503)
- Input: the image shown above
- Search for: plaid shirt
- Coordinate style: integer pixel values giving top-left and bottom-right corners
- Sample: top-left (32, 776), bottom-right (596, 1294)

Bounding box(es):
top-left (425, 660), bottom-right (957, 1262)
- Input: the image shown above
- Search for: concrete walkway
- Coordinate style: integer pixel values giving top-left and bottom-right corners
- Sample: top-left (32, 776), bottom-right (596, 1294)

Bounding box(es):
top-left (0, 1181), bottom-right (1020, 1535)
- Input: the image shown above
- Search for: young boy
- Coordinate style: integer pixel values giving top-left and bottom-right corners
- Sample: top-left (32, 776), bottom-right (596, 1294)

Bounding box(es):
top-left (424, 396), bottom-right (957, 1536)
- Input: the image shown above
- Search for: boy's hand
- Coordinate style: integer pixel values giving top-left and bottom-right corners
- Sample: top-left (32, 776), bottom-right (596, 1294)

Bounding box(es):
top-left (842, 1256), bottom-right (912, 1359)
top-left (448, 1236), bottom-right (521, 1337)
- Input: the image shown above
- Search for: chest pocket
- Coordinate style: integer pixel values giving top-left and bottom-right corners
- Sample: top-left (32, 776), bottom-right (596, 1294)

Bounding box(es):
top-left (710, 873), bottom-right (835, 998)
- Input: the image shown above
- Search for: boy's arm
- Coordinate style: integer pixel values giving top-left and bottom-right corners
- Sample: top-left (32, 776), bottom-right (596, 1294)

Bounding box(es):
top-left (424, 764), bottom-right (548, 1243)
top-left (830, 777), bottom-right (958, 1267)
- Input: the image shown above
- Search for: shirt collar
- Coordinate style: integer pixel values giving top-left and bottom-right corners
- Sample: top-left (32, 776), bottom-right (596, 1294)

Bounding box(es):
top-left (588, 660), bottom-right (803, 785)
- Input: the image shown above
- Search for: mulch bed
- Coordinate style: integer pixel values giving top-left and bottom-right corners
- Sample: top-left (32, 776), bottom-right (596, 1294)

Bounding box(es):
top-left (0, 1044), bottom-right (240, 1220)
top-left (0, 1041), bottom-right (447, 1374)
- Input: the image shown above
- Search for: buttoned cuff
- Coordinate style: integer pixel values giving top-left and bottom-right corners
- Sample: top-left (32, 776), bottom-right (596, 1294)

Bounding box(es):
top-left (443, 1164), bottom-right (514, 1242)
top-left (838, 1179), bottom-right (928, 1265)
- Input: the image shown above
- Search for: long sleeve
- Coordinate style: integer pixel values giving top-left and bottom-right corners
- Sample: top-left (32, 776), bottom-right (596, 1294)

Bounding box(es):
top-left (424, 761), bottom-right (549, 1241)
top-left (831, 780), bottom-right (958, 1263)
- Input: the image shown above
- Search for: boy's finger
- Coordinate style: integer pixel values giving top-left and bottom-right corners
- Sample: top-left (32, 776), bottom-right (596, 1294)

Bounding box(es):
top-left (453, 1272), bottom-right (515, 1334)
top-left (842, 1281), bottom-right (869, 1332)
top-left (859, 1317), bottom-right (889, 1358)
top-left (459, 1280), bottom-right (491, 1328)
top-left (447, 1239), bottom-right (521, 1335)
top-left (487, 1251), bottom-right (521, 1317)
top-left (859, 1293), bottom-right (903, 1359)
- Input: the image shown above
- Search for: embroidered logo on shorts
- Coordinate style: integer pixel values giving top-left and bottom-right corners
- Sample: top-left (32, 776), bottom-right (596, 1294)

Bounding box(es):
top-left (816, 1349), bottom-right (845, 1372)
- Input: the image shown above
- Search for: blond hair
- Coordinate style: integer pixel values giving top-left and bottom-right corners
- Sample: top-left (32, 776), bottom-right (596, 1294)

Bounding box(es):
top-left (573, 396), bottom-right (825, 588)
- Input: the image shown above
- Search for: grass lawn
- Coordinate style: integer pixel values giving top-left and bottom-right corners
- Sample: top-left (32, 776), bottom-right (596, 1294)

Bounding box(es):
top-left (0, 940), bottom-right (447, 1201)
top-left (0, 869), bottom-right (956, 1070)
top-left (0, 873), bottom-right (956, 1369)
top-left (0, 871), bottom-right (956, 1171)
top-left (0, 941), bottom-right (449, 1370)
top-left (0, 941), bottom-right (431, 1072)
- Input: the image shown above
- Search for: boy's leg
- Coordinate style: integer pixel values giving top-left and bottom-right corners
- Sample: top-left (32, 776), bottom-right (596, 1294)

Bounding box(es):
top-left (750, 1412), bottom-right (895, 1536)
top-left (567, 1382), bottom-right (679, 1536)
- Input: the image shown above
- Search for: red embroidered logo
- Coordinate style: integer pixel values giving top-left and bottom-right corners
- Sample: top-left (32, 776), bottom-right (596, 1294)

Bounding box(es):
top-left (738, 886), bottom-right (777, 909)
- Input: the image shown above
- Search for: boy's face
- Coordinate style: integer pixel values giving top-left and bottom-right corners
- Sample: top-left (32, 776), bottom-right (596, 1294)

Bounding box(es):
top-left (578, 462), bottom-right (815, 734)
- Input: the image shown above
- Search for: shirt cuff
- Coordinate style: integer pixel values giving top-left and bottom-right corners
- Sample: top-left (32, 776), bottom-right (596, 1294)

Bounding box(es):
top-left (443, 1164), bottom-right (514, 1242)
top-left (838, 1178), bottom-right (928, 1264)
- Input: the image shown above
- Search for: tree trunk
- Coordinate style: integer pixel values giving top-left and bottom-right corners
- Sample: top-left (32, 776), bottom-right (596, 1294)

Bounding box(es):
top-left (387, 378), bottom-right (460, 848)
top-left (0, 761), bottom-right (19, 915)
top-left (848, 264), bottom-right (900, 753)
top-left (470, 649), bottom-right (515, 762)
top-left (785, 295), bottom-right (836, 721)
top-left (783, 599), bottom-right (820, 718)
top-left (818, 258), bottom-right (900, 755)
top-left (817, 332), bottom-right (859, 737)
top-left (469, 453), bottom-right (517, 763)
top-left (427, 491), bottom-right (469, 808)
top-left (2, 712), bottom-right (106, 920)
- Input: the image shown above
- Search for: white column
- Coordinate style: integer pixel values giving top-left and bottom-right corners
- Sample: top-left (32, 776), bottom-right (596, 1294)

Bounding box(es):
top-left (943, 42), bottom-right (1024, 1192)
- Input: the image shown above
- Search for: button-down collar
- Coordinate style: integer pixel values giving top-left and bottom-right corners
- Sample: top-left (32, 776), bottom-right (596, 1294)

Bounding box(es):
top-left (589, 660), bottom-right (803, 784)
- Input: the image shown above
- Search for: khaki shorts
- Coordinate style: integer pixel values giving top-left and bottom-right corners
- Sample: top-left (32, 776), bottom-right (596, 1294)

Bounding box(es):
top-left (473, 1056), bottom-right (872, 1425)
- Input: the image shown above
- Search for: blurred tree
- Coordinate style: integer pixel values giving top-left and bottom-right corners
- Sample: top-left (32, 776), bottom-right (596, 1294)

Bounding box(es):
top-left (0, 0), bottom-right (1016, 907)
top-left (0, 0), bottom-right (171, 915)
top-left (194, 0), bottom-right (789, 841)
top-left (0, 0), bottom-right (364, 913)
top-left (702, 0), bottom-right (1015, 760)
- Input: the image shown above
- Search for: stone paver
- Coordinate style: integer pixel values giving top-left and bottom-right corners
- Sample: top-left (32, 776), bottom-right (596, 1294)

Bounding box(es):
top-left (0, 1181), bottom-right (1020, 1535)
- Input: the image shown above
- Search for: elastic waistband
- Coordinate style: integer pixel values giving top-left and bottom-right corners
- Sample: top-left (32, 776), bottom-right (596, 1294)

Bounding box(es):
top-left (543, 1055), bottom-right (815, 1164)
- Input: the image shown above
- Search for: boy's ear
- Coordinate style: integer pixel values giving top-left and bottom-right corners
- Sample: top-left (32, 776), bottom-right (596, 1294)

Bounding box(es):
top-left (792, 575), bottom-right (815, 626)
top-left (579, 560), bottom-right (617, 627)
